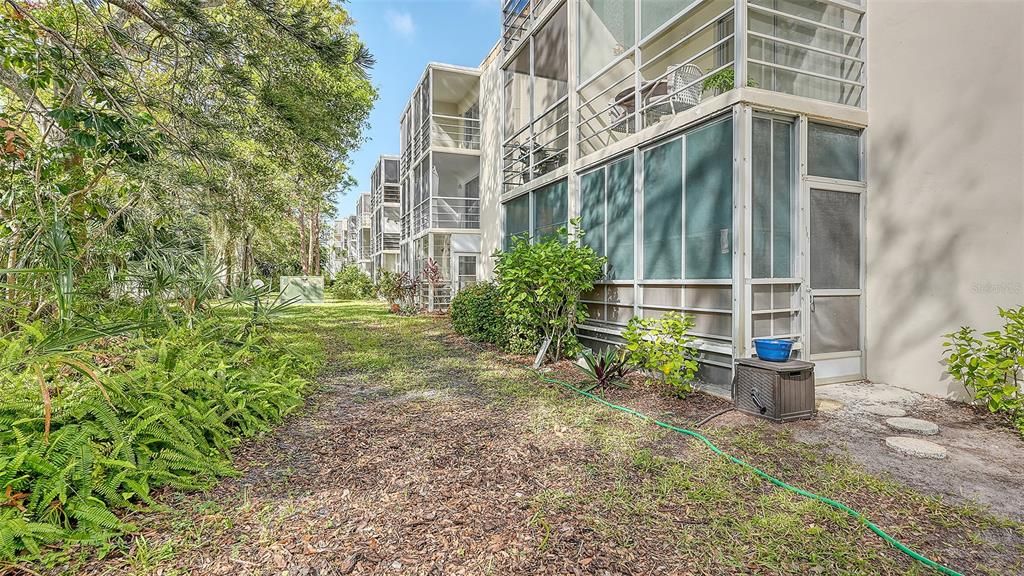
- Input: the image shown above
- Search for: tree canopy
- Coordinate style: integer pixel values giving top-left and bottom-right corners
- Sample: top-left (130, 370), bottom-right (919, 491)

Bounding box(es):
top-left (1, 0), bottom-right (376, 321)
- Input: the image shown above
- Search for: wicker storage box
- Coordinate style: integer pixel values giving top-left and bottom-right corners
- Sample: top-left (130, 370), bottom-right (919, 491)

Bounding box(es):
top-left (732, 358), bottom-right (816, 422)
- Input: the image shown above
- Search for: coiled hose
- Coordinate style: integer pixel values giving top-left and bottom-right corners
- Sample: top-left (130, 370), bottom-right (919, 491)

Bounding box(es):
top-left (535, 372), bottom-right (963, 576)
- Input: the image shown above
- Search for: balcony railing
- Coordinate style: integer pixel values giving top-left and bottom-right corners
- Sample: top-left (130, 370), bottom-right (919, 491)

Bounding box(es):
top-left (502, 99), bottom-right (569, 192)
top-left (432, 196), bottom-right (480, 230)
top-left (431, 114), bottom-right (480, 151)
top-left (408, 196), bottom-right (481, 236)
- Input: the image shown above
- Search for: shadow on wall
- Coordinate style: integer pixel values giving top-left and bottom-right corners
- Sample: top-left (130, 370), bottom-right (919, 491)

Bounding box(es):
top-left (867, 88), bottom-right (992, 398)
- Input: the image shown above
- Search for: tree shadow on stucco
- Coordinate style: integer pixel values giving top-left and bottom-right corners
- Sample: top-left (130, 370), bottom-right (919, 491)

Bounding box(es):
top-left (865, 99), bottom-right (990, 397)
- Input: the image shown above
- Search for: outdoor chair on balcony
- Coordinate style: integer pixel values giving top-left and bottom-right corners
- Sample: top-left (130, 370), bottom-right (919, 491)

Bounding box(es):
top-left (608, 97), bottom-right (634, 134)
top-left (667, 63), bottom-right (703, 113)
top-left (643, 63), bottom-right (703, 124)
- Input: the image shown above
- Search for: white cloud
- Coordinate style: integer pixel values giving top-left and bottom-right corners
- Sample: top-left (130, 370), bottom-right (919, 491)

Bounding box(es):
top-left (386, 9), bottom-right (415, 39)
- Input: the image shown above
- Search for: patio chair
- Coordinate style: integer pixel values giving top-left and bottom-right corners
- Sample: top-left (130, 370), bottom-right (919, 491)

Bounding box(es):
top-left (667, 63), bottom-right (703, 113)
top-left (608, 99), bottom-right (633, 134)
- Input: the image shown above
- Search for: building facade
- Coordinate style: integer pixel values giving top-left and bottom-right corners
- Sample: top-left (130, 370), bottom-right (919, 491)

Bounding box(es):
top-left (386, 0), bottom-right (1024, 398)
top-left (326, 217), bottom-right (353, 277)
top-left (399, 63), bottom-right (483, 309)
top-left (370, 155), bottom-right (402, 281)
top-left (355, 192), bottom-right (373, 276)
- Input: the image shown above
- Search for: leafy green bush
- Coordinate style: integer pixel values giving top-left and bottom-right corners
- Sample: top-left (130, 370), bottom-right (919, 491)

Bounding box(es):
top-left (494, 222), bottom-right (605, 366)
top-left (0, 317), bottom-right (315, 559)
top-left (450, 282), bottom-right (507, 345)
top-left (623, 312), bottom-right (700, 396)
top-left (331, 264), bottom-right (374, 300)
top-left (944, 306), bottom-right (1024, 433)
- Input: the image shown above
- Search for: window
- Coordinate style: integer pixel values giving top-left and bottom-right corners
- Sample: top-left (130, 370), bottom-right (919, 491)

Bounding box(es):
top-left (581, 156), bottom-right (635, 280)
top-left (685, 119), bottom-right (733, 279)
top-left (502, 178), bottom-right (569, 248)
top-left (643, 138), bottom-right (683, 279)
top-left (533, 179), bottom-right (568, 240)
top-left (808, 122), bottom-right (861, 181)
top-left (752, 117), bottom-right (795, 278)
top-left (579, 0), bottom-right (635, 82)
top-left (504, 193), bottom-right (530, 249)
top-left (641, 117), bottom-right (733, 280)
top-left (641, 0), bottom-right (700, 40)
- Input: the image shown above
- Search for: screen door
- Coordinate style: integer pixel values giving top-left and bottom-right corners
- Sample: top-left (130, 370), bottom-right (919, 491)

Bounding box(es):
top-left (807, 187), bottom-right (863, 380)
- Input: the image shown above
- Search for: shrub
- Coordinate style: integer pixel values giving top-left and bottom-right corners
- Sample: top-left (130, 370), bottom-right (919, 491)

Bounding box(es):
top-left (0, 317), bottom-right (315, 559)
top-left (944, 306), bottom-right (1024, 433)
top-left (450, 282), bottom-right (506, 345)
top-left (376, 270), bottom-right (417, 311)
top-left (494, 221), bottom-right (605, 367)
top-left (576, 347), bottom-right (632, 392)
top-left (622, 312), bottom-right (700, 396)
top-left (331, 265), bottom-right (374, 300)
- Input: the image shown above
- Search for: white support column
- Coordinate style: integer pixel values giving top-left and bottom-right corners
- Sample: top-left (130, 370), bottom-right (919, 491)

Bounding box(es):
top-left (732, 104), bottom-right (752, 364)
top-left (734, 0), bottom-right (747, 89)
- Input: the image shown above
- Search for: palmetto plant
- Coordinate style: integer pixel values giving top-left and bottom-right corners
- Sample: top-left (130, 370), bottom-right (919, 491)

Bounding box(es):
top-left (575, 347), bottom-right (633, 392)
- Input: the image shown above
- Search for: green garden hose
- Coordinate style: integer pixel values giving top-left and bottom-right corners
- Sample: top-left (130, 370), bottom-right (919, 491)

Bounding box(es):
top-left (535, 373), bottom-right (964, 576)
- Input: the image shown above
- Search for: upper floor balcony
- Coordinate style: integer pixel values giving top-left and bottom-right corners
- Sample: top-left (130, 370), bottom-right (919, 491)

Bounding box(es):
top-left (404, 152), bottom-right (481, 238)
top-left (502, 0), bottom-right (865, 168)
top-left (371, 156), bottom-right (401, 209)
top-left (400, 64), bottom-right (481, 175)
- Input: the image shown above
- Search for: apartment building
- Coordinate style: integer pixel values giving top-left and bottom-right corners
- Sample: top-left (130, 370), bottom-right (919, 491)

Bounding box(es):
top-left (326, 217), bottom-right (353, 277)
top-left (388, 0), bottom-right (1023, 397)
top-left (370, 155), bottom-right (402, 281)
top-left (399, 63), bottom-right (483, 309)
top-left (355, 192), bottom-right (373, 276)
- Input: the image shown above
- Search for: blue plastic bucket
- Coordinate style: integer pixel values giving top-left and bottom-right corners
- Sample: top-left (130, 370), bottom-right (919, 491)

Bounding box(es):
top-left (753, 338), bottom-right (794, 362)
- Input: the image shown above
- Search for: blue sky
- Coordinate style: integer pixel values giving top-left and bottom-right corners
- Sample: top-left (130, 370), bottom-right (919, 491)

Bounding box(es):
top-left (334, 0), bottom-right (500, 217)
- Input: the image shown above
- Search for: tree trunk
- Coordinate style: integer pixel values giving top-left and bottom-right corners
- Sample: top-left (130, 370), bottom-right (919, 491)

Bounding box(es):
top-left (309, 204), bottom-right (321, 276)
top-left (298, 206), bottom-right (309, 275)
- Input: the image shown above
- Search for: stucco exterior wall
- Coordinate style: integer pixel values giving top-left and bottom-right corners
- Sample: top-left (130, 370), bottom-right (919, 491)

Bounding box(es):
top-left (478, 45), bottom-right (504, 281)
top-left (865, 0), bottom-right (1024, 397)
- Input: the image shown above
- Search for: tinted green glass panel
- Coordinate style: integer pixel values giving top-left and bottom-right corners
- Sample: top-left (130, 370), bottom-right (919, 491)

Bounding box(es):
top-left (772, 120), bottom-right (794, 277)
top-left (534, 179), bottom-right (568, 241)
top-left (580, 169), bottom-right (606, 257)
top-left (643, 138), bottom-right (682, 279)
top-left (607, 156), bottom-right (634, 280)
top-left (751, 117), bottom-right (772, 278)
top-left (685, 119), bottom-right (733, 279)
top-left (808, 122), bottom-right (861, 181)
top-left (503, 194), bottom-right (530, 250)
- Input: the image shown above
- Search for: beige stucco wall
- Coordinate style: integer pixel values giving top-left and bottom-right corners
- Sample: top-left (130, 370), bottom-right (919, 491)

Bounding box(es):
top-left (865, 0), bottom-right (1024, 397)
top-left (478, 45), bottom-right (504, 281)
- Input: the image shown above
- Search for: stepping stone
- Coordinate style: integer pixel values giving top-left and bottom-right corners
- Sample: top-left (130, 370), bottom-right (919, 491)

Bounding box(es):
top-left (816, 399), bottom-right (843, 412)
top-left (885, 436), bottom-right (947, 459)
top-left (885, 417), bottom-right (939, 436)
top-left (864, 404), bottom-right (907, 417)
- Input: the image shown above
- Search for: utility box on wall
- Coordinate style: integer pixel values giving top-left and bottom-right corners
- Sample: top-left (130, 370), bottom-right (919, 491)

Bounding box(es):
top-left (732, 358), bottom-right (816, 423)
top-left (279, 276), bottom-right (324, 304)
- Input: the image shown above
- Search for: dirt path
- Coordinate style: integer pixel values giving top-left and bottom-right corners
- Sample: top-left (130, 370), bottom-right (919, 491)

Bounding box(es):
top-left (50, 303), bottom-right (1024, 576)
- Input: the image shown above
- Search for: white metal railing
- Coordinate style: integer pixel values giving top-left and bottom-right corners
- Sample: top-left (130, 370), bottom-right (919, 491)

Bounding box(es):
top-left (747, 0), bottom-right (865, 107)
top-left (501, 98), bottom-right (569, 192)
top-left (432, 196), bottom-right (480, 229)
top-left (431, 114), bottom-right (480, 151)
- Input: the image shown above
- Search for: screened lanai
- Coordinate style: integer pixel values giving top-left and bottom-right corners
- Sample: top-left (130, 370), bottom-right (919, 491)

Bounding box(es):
top-left (574, 107), bottom-right (865, 386)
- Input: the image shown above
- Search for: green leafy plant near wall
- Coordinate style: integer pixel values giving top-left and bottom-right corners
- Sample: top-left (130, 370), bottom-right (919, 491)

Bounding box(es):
top-left (702, 68), bottom-right (758, 94)
top-left (944, 306), bottom-right (1024, 434)
top-left (450, 282), bottom-right (507, 346)
top-left (494, 221), bottom-right (605, 367)
top-left (576, 348), bottom-right (633, 392)
top-left (622, 312), bottom-right (700, 397)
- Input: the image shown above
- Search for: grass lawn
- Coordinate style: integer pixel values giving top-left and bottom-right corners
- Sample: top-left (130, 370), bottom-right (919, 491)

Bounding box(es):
top-left (24, 301), bottom-right (1024, 575)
